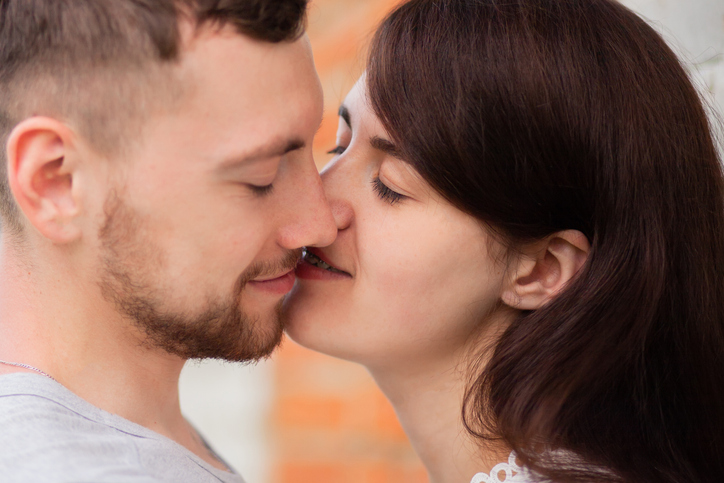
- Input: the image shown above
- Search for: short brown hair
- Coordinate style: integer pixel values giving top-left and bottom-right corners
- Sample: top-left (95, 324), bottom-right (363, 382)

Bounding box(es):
top-left (0, 0), bottom-right (309, 233)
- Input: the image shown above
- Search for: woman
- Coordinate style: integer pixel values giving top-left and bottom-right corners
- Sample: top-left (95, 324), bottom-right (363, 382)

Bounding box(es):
top-left (284, 0), bottom-right (724, 482)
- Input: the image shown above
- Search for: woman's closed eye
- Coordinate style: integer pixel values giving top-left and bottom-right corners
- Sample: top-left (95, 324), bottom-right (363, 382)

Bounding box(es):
top-left (328, 146), bottom-right (346, 155)
top-left (325, 142), bottom-right (405, 204)
top-left (372, 177), bottom-right (405, 205)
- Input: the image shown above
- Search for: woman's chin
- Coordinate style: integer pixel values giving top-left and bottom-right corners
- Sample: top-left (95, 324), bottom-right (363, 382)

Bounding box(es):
top-left (282, 284), bottom-right (344, 357)
top-left (283, 323), bottom-right (360, 363)
top-left (281, 294), bottom-right (367, 364)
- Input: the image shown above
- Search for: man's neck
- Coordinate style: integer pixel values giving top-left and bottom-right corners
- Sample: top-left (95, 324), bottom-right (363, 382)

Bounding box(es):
top-left (0, 240), bottom-right (227, 471)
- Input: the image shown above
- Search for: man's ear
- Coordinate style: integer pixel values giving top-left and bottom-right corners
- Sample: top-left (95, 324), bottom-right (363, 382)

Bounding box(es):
top-left (501, 230), bottom-right (590, 310)
top-left (6, 117), bottom-right (82, 242)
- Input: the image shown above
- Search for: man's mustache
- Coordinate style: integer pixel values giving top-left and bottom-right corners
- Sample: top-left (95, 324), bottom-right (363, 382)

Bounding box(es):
top-left (237, 248), bottom-right (304, 288)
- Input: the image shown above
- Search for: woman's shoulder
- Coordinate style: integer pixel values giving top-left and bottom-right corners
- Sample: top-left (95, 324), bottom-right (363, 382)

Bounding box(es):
top-left (470, 452), bottom-right (533, 483)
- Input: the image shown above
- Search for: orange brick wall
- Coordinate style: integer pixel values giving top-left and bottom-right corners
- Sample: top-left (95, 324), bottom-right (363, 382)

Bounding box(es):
top-left (272, 343), bottom-right (426, 483)
top-left (271, 1), bottom-right (428, 482)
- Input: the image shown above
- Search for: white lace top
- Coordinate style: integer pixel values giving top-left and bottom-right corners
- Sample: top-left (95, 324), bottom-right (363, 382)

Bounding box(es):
top-left (470, 452), bottom-right (532, 483)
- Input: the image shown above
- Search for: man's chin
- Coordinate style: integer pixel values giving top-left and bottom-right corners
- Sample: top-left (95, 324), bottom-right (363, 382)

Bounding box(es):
top-left (120, 295), bottom-right (286, 362)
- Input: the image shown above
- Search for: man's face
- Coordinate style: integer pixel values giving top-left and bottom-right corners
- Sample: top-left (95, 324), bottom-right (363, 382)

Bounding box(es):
top-left (97, 27), bottom-right (335, 361)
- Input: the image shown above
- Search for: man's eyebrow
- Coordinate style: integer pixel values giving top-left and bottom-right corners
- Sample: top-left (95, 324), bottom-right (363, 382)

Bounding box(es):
top-left (338, 105), bottom-right (351, 128)
top-left (370, 136), bottom-right (403, 159)
top-left (219, 138), bottom-right (305, 168)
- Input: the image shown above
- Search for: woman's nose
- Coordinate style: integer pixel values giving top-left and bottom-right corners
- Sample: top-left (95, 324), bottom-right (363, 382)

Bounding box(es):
top-left (321, 156), bottom-right (354, 232)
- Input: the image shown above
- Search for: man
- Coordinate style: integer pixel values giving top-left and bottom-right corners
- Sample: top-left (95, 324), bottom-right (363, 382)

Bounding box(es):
top-left (0, 1), bottom-right (335, 481)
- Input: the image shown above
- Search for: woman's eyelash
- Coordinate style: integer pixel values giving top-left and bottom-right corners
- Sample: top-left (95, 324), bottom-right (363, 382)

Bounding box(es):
top-left (372, 177), bottom-right (404, 205)
top-left (248, 184), bottom-right (274, 197)
top-left (327, 146), bottom-right (346, 155)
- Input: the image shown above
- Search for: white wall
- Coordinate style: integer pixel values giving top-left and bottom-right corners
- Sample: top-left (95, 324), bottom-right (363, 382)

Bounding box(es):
top-left (620, 0), bottom-right (724, 115)
top-left (179, 359), bottom-right (275, 483)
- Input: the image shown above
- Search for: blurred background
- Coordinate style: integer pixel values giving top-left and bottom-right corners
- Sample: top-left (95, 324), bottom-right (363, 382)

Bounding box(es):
top-left (179, 1), bottom-right (724, 483)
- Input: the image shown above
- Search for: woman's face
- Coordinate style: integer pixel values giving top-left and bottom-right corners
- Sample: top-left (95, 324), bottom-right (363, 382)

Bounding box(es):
top-left (283, 78), bottom-right (510, 371)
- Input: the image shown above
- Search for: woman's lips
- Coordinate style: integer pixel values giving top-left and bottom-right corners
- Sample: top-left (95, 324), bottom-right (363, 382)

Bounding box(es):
top-left (295, 248), bottom-right (352, 281)
top-left (295, 259), bottom-right (352, 280)
top-left (247, 269), bottom-right (296, 294)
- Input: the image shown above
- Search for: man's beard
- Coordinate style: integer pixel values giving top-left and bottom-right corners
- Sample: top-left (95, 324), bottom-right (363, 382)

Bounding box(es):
top-left (97, 192), bottom-right (299, 361)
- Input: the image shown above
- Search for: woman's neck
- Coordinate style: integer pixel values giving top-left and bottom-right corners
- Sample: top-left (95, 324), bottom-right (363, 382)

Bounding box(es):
top-left (368, 351), bottom-right (510, 483)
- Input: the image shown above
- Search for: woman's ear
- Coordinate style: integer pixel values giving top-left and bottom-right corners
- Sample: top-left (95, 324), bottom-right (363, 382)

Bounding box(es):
top-left (6, 117), bottom-right (82, 242)
top-left (501, 230), bottom-right (590, 310)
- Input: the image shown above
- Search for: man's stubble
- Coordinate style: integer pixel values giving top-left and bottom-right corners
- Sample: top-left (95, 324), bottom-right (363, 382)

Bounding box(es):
top-left (97, 190), bottom-right (298, 361)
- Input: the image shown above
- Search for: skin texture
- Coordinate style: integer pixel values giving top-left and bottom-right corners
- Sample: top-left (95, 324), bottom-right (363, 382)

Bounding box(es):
top-left (0, 25), bottom-right (335, 469)
top-left (283, 77), bottom-right (589, 483)
top-left (286, 78), bottom-right (509, 371)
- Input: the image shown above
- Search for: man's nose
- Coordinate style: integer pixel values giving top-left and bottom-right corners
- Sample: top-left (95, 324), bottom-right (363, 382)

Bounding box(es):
top-left (277, 162), bottom-right (337, 250)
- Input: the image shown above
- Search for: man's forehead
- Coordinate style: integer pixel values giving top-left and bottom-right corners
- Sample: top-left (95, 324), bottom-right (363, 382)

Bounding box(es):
top-left (125, 23), bottom-right (323, 171)
top-left (170, 29), bottom-right (320, 115)
top-left (177, 28), bottom-right (319, 100)
top-left (178, 21), bottom-right (313, 67)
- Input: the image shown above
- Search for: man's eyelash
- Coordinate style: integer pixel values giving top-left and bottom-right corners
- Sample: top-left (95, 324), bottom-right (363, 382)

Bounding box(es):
top-left (248, 184), bottom-right (274, 196)
top-left (327, 146), bottom-right (346, 155)
top-left (372, 177), bottom-right (404, 205)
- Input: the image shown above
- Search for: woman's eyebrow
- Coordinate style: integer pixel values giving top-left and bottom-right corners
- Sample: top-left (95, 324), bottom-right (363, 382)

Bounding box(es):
top-left (370, 136), bottom-right (403, 159)
top-left (338, 105), bottom-right (351, 127)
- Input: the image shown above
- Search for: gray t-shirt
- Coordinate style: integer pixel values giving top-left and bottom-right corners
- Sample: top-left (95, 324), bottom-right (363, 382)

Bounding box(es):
top-left (0, 373), bottom-right (245, 483)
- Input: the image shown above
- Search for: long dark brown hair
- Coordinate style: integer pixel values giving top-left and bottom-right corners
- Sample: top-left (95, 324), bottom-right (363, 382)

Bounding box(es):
top-left (367, 0), bottom-right (724, 482)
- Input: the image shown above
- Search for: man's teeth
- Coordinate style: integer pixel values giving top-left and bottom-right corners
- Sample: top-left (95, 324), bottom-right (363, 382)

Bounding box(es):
top-left (304, 251), bottom-right (345, 274)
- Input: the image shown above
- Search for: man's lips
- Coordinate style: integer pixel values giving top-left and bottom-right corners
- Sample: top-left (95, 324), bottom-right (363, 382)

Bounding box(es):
top-left (248, 269), bottom-right (296, 294)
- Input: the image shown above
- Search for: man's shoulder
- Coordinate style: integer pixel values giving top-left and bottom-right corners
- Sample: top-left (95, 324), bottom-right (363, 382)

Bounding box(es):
top-left (0, 373), bottom-right (125, 439)
top-left (0, 373), bottom-right (114, 435)
top-left (0, 375), bottom-right (157, 482)
top-left (0, 374), bottom-right (243, 483)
